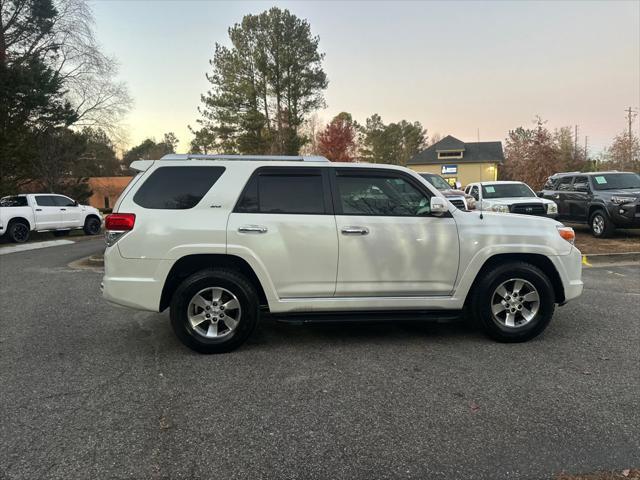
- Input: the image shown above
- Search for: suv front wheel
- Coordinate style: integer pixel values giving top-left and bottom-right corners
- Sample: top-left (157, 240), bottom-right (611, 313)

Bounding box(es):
top-left (170, 269), bottom-right (259, 353)
top-left (589, 209), bottom-right (614, 238)
top-left (469, 262), bottom-right (555, 342)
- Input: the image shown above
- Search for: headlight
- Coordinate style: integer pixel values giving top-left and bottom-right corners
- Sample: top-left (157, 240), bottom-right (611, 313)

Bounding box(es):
top-left (610, 196), bottom-right (637, 205)
top-left (491, 204), bottom-right (510, 213)
top-left (546, 202), bottom-right (558, 214)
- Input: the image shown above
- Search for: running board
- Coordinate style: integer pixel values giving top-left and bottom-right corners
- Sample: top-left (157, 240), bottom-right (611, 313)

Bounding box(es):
top-left (265, 310), bottom-right (463, 325)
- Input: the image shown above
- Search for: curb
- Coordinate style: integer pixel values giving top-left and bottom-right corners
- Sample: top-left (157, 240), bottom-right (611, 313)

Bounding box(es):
top-left (87, 254), bottom-right (104, 265)
top-left (582, 252), bottom-right (640, 266)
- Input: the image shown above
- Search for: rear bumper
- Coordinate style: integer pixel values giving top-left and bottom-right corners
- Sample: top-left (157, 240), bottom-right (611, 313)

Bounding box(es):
top-left (102, 245), bottom-right (168, 312)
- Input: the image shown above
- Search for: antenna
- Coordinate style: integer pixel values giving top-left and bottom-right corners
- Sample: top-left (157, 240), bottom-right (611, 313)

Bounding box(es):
top-left (479, 184), bottom-right (484, 220)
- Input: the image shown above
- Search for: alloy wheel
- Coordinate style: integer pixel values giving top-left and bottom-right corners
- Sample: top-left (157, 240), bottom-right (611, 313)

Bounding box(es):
top-left (592, 215), bottom-right (604, 235)
top-left (187, 287), bottom-right (241, 338)
top-left (490, 278), bottom-right (540, 328)
top-left (13, 224), bottom-right (28, 242)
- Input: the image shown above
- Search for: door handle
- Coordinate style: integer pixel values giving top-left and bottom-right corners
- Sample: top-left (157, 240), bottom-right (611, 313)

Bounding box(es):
top-left (341, 226), bottom-right (369, 235)
top-left (35, 208), bottom-right (42, 212)
top-left (60, 208), bottom-right (66, 211)
top-left (238, 225), bottom-right (268, 234)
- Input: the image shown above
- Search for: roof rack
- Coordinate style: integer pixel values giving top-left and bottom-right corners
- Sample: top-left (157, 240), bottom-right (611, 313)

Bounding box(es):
top-left (552, 170), bottom-right (620, 176)
top-left (160, 154), bottom-right (329, 162)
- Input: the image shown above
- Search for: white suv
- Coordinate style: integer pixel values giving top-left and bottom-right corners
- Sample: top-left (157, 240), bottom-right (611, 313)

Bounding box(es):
top-left (102, 155), bottom-right (583, 353)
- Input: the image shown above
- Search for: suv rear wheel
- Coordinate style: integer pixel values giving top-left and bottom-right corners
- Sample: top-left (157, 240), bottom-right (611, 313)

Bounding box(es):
top-left (170, 268), bottom-right (259, 353)
top-left (589, 209), bottom-right (614, 238)
top-left (470, 262), bottom-right (555, 342)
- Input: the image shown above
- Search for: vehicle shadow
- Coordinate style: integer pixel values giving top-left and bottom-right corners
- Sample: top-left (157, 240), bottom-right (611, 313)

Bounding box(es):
top-left (109, 308), bottom-right (485, 357)
top-left (245, 317), bottom-right (482, 351)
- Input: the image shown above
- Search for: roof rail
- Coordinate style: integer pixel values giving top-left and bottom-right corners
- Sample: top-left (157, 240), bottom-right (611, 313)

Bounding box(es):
top-left (551, 171), bottom-right (582, 176)
top-left (159, 154), bottom-right (330, 162)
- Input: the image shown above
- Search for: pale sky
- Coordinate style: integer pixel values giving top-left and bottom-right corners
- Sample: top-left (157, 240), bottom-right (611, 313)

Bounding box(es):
top-left (90, 0), bottom-right (640, 154)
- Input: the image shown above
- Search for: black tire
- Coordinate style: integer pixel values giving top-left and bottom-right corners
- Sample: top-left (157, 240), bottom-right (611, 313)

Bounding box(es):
top-left (170, 268), bottom-right (259, 354)
top-left (83, 216), bottom-right (101, 235)
top-left (469, 262), bottom-right (555, 343)
top-left (53, 230), bottom-right (70, 237)
top-left (7, 221), bottom-right (30, 243)
top-left (589, 209), bottom-right (615, 238)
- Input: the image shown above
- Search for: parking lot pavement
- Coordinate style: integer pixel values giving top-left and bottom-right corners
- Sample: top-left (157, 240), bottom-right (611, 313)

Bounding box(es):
top-left (0, 241), bottom-right (638, 480)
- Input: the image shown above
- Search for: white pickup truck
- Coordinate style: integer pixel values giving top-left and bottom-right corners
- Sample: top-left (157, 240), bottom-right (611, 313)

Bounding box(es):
top-left (0, 194), bottom-right (102, 243)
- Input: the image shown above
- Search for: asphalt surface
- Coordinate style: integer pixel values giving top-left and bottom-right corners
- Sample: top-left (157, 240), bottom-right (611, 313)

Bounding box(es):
top-left (0, 239), bottom-right (638, 480)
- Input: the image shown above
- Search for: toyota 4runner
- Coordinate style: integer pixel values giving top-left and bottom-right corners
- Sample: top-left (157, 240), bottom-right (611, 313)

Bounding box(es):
top-left (102, 155), bottom-right (583, 353)
top-left (540, 171), bottom-right (640, 237)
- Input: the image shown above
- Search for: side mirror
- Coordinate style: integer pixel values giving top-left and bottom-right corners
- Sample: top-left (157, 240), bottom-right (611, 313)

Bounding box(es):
top-left (537, 191), bottom-right (544, 197)
top-left (430, 196), bottom-right (449, 215)
top-left (74, 200), bottom-right (79, 206)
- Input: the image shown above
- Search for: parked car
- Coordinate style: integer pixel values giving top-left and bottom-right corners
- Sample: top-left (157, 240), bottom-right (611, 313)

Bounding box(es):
top-left (419, 173), bottom-right (475, 210)
top-left (539, 171), bottom-right (640, 237)
top-left (102, 154), bottom-right (583, 353)
top-left (0, 194), bottom-right (102, 243)
top-left (464, 181), bottom-right (558, 218)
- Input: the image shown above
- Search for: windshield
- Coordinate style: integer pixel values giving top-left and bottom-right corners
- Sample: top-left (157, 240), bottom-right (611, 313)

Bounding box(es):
top-left (0, 196), bottom-right (28, 207)
top-left (420, 174), bottom-right (451, 190)
top-left (591, 173), bottom-right (640, 190)
top-left (482, 183), bottom-right (536, 199)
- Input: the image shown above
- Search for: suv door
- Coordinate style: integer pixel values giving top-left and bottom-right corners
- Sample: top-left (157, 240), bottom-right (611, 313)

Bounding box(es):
top-left (53, 195), bottom-right (82, 227)
top-left (331, 168), bottom-right (460, 296)
top-left (567, 176), bottom-right (591, 221)
top-left (227, 167), bottom-right (338, 298)
top-left (33, 195), bottom-right (62, 229)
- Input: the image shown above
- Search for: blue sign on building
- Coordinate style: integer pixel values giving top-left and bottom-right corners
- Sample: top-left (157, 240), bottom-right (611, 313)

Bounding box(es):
top-left (441, 164), bottom-right (458, 175)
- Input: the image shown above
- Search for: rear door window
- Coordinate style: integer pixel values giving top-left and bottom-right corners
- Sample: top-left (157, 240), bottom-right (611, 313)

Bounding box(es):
top-left (0, 196), bottom-right (28, 207)
top-left (35, 196), bottom-right (57, 206)
top-left (235, 168), bottom-right (327, 214)
top-left (133, 166), bottom-right (225, 209)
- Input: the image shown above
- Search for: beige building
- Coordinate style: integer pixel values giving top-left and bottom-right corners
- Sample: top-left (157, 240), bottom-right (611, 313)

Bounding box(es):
top-left (407, 135), bottom-right (503, 187)
top-left (87, 176), bottom-right (133, 210)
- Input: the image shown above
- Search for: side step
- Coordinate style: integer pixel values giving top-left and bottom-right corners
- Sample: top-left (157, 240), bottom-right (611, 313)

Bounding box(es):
top-left (265, 310), bottom-right (463, 325)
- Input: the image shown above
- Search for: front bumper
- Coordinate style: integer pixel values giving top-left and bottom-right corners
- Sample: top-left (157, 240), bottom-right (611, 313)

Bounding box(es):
top-left (609, 203), bottom-right (640, 228)
top-left (553, 246), bottom-right (584, 304)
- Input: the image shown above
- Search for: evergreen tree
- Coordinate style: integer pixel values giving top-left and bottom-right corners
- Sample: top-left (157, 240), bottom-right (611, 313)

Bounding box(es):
top-left (196, 7), bottom-right (328, 155)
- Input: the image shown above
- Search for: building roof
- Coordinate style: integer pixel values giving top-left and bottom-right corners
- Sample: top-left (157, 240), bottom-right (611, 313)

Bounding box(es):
top-left (434, 135), bottom-right (466, 152)
top-left (408, 135), bottom-right (504, 165)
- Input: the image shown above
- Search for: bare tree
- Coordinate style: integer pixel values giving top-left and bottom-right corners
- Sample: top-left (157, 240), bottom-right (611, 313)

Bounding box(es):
top-left (1, 0), bottom-right (131, 138)
top-left (52, 0), bottom-right (131, 140)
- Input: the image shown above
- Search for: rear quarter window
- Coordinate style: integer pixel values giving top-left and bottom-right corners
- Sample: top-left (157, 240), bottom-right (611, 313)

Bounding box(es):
top-left (133, 166), bottom-right (225, 210)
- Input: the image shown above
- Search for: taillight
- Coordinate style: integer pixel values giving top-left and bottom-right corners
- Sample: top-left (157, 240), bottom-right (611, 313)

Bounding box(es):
top-left (105, 213), bottom-right (135, 247)
top-left (105, 213), bottom-right (135, 231)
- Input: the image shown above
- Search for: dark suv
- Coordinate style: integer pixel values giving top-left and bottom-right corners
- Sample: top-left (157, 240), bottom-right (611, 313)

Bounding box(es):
top-left (540, 171), bottom-right (640, 237)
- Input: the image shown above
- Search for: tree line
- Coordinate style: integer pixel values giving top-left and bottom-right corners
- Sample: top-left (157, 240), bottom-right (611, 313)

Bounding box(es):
top-left (1, 3), bottom-right (637, 203)
top-left (0, 0), bottom-right (131, 201)
top-left (502, 117), bottom-right (640, 189)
